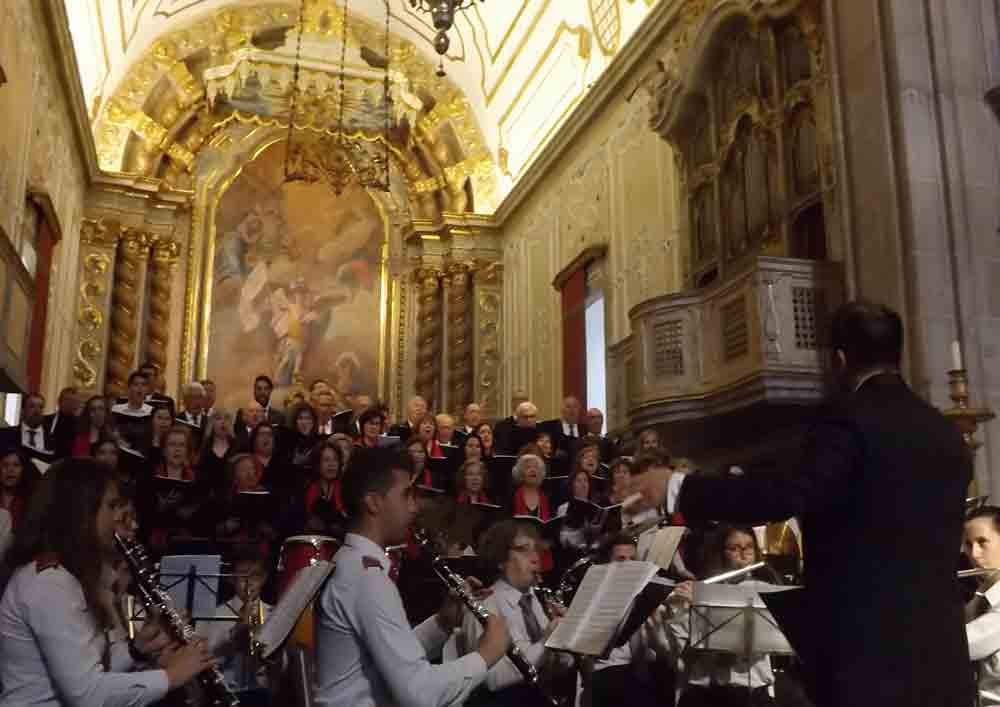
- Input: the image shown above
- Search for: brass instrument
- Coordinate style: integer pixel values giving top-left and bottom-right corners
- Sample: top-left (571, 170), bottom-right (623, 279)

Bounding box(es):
top-left (412, 528), bottom-right (560, 707)
top-left (114, 533), bottom-right (240, 707)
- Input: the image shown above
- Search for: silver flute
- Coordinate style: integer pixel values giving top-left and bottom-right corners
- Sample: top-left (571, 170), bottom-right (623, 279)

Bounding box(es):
top-left (703, 561), bottom-right (768, 585)
top-left (412, 529), bottom-right (559, 707)
top-left (959, 567), bottom-right (1000, 579)
top-left (114, 533), bottom-right (240, 707)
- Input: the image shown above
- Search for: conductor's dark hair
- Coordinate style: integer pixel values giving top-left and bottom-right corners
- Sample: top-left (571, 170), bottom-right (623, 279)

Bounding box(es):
top-left (127, 370), bottom-right (148, 386)
top-left (341, 446), bottom-right (413, 520)
top-left (479, 519), bottom-right (541, 574)
top-left (7, 458), bottom-right (118, 629)
top-left (967, 505), bottom-right (1000, 531)
top-left (829, 300), bottom-right (904, 369)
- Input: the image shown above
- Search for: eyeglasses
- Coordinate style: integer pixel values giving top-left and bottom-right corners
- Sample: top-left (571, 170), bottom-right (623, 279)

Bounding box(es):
top-left (724, 544), bottom-right (756, 554)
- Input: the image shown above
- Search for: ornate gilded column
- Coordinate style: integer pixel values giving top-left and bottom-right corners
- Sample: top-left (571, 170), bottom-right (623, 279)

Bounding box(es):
top-left (414, 267), bottom-right (444, 410)
top-left (473, 262), bottom-right (503, 418)
top-left (105, 229), bottom-right (151, 396)
top-left (444, 263), bottom-right (474, 416)
top-left (72, 219), bottom-right (120, 393)
top-left (145, 238), bottom-right (180, 385)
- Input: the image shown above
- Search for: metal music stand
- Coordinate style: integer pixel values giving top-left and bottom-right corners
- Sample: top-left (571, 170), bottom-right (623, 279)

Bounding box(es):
top-left (681, 582), bottom-right (795, 704)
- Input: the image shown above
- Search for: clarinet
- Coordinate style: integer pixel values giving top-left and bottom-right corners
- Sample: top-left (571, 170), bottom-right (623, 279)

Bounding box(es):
top-left (412, 529), bottom-right (559, 707)
top-left (114, 533), bottom-right (241, 707)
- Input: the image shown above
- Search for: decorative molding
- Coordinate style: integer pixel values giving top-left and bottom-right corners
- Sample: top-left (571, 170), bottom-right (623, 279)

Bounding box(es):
top-left (414, 266), bottom-right (443, 409)
top-left (105, 228), bottom-right (153, 396)
top-left (473, 261), bottom-right (503, 418)
top-left (444, 262), bottom-right (474, 415)
top-left (73, 219), bottom-right (122, 391)
top-left (145, 238), bottom-right (180, 386)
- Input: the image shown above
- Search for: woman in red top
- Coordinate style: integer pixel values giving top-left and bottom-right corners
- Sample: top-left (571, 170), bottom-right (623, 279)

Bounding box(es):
top-left (70, 395), bottom-right (116, 458)
top-left (511, 453), bottom-right (553, 572)
top-left (304, 441), bottom-right (345, 518)
top-left (0, 449), bottom-right (37, 531)
top-left (475, 423), bottom-right (495, 460)
top-left (455, 460), bottom-right (490, 505)
top-left (355, 408), bottom-right (385, 449)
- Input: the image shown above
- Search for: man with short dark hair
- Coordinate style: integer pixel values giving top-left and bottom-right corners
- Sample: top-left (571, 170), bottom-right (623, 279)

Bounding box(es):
top-left (634, 300), bottom-right (975, 707)
top-left (315, 447), bottom-right (511, 706)
top-left (539, 396), bottom-right (582, 457)
top-left (43, 387), bottom-right (81, 459)
top-left (0, 393), bottom-right (53, 458)
top-left (138, 361), bottom-right (176, 411)
top-left (584, 408), bottom-right (618, 463)
top-left (111, 371), bottom-right (153, 454)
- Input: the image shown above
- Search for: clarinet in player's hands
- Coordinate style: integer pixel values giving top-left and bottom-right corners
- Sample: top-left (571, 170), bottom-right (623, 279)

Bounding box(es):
top-left (115, 533), bottom-right (241, 707)
top-left (412, 528), bottom-right (560, 707)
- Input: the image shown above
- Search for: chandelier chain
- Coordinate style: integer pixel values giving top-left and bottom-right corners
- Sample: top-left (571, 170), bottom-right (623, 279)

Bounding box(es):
top-left (284, 0), bottom-right (308, 181)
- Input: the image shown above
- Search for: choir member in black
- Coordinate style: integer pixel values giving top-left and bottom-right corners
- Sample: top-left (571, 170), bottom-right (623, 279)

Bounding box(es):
top-left (477, 423), bottom-right (496, 461)
top-left (249, 423), bottom-right (285, 494)
top-left (407, 437), bottom-right (432, 488)
top-left (177, 382), bottom-right (208, 429)
top-left (70, 395), bottom-right (116, 458)
top-left (1, 392), bottom-right (52, 458)
top-left (198, 409), bottom-right (237, 501)
top-left (200, 378), bottom-right (217, 416)
top-left (0, 448), bottom-right (38, 532)
top-left (584, 407), bottom-right (618, 463)
top-left (147, 404), bottom-right (174, 469)
top-left (314, 390), bottom-right (338, 437)
top-left (330, 432), bottom-right (354, 468)
top-left (572, 442), bottom-right (603, 496)
top-left (502, 402), bottom-right (541, 455)
top-left (538, 396), bottom-right (583, 457)
top-left (138, 360), bottom-right (176, 411)
top-left (607, 458), bottom-right (633, 506)
top-left (492, 391), bottom-right (528, 456)
top-left (301, 440), bottom-right (347, 539)
top-left (91, 438), bottom-right (121, 475)
top-left (356, 407), bottom-right (386, 450)
top-left (143, 425), bottom-right (201, 553)
top-left (414, 414), bottom-right (445, 459)
top-left (249, 374), bottom-right (282, 426)
top-left (462, 433), bottom-right (485, 465)
top-left (43, 386), bottom-right (81, 459)
top-left (338, 392), bottom-right (372, 438)
top-left (555, 469), bottom-right (599, 554)
top-left (435, 413), bottom-right (458, 447)
top-left (460, 403), bottom-right (484, 438)
top-left (637, 427), bottom-right (662, 454)
top-left (286, 402), bottom-right (319, 470)
top-left (234, 401), bottom-right (264, 451)
top-left (535, 432), bottom-right (556, 469)
top-left (387, 395), bottom-right (428, 442)
top-left (111, 371), bottom-right (153, 455)
top-left (455, 461), bottom-right (491, 505)
top-left (215, 454), bottom-right (276, 553)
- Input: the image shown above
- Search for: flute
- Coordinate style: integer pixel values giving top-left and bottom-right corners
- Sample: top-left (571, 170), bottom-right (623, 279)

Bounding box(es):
top-left (958, 567), bottom-right (1000, 579)
top-left (703, 561), bottom-right (767, 584)
top-left (412, 528), bottom-right (559, 707)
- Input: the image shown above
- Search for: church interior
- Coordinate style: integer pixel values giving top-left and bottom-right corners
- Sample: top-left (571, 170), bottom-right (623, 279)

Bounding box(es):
top-left (1, 0), bottom-right (1000, 703)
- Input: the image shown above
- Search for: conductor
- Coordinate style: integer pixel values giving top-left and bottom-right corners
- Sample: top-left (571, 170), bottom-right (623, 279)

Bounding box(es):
top-left (634, 300), bottom-right (975, 707)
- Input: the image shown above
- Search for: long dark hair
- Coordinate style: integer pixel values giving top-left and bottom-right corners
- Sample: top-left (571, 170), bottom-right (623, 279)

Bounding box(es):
top-left (7, 458), bottom-right (117, 628)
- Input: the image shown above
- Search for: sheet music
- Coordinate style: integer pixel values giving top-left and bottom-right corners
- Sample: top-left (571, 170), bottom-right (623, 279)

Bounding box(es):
top-left (689, 581), bottom-right (799, 656)
top-left (546, 560), bottom-right (659, 656)
top-left (646, 526), bottom-right (686, 570)
top-left (256, 560), bottom-right (335, 659)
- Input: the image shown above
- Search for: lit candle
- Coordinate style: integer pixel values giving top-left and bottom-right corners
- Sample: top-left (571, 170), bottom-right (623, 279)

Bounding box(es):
top-left (951, 340), bottom-right (964, 371)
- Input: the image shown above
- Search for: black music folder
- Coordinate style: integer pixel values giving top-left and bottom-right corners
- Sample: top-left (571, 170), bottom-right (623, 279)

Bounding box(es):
top-left (231, 490), bottom-right (275, 525)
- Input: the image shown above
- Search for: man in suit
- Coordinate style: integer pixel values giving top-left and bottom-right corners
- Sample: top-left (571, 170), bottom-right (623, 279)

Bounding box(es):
top-left (584, 407), bottom-right (619, 463)
top-left (177, 382), bottom-right (207, 429)
top-left (138, 361), bottom-right (176, 413)
top-left (235, 400), bottom-right (264, 451)
top-left (387, 396), bottom-right (427, 442)
top-left (538, 395), bottom-right (582, 457)
top-left (43, 387), bottom-right (81, 459)
top-left (634, 300), bottom-right (975, 707)
top-left (454, 403), bottom-right (483, 444)
top-left (1, 393), bottom-right (53, 458)
top-left (493, 392), bottom-right (529, 456)
top-left (199, 378), bottom-right (217, 416)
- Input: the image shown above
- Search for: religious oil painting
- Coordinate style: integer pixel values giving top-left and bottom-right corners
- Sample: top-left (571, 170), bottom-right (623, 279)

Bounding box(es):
top-left (208, 141), bottom-right (384, 413)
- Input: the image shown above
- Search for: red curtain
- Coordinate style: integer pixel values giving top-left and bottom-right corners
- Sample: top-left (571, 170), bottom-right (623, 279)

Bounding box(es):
top-left (560, 268), bottom-right (587, 410)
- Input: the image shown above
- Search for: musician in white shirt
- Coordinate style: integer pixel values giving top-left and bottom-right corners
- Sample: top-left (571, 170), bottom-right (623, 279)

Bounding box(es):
top-left (962, 506), bottom-right (1000, 706)
top-left (0, 459), bottom-right (214, 706)
top-left (314, 446), bottom-right (511, 707)
top-left (458, 519), bottom-right (574, 705)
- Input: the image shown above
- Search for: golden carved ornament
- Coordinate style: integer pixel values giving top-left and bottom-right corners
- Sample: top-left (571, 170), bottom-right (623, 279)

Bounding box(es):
top-left (414, 267), bottom-right (443, 408)
top-left (73, 249), bottom-right (113, 390)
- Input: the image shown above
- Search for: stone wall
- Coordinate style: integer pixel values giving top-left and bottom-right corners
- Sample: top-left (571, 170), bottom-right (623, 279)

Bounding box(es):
top-left (0, 0), bottom-right (87, 402)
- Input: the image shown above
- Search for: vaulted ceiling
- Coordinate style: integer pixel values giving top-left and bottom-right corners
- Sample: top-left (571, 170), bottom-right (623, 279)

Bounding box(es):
top-left (66, 0), bottom-right (661, 209)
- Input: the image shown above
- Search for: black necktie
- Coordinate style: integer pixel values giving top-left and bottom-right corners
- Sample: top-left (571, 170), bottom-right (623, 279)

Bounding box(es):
top-left (28, 429), bottom-right (37, 448)
top-left (519, 593), bottom-right (543, 643)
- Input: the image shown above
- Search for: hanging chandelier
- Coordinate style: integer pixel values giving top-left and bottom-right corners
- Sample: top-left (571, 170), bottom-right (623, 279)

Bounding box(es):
top-left (408, 0), bottom-right (485, 56)
top-left (282, 0), bottom-right (392, 195)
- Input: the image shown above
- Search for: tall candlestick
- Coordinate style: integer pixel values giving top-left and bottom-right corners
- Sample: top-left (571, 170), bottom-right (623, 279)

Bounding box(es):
top-left (951, 340), bottom-right (963, 371)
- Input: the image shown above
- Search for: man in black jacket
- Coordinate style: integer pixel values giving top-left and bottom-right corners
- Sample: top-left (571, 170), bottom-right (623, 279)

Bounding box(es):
top-left (635, 300), bottom-right (975, 707)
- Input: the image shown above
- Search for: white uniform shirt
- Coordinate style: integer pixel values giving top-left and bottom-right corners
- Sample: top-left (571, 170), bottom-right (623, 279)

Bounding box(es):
top-left (0, 562), bottom-right (169, 706)
top-left (967, 581), bottom-right (1000, 705)
top-left (459, 578), bottom-right (573, 692)
top-left (314, 533), bottom-right (487, 707)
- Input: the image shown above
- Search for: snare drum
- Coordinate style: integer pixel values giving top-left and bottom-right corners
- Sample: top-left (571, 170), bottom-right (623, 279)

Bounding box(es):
top-left (277, 534), bottom-right (338, 648)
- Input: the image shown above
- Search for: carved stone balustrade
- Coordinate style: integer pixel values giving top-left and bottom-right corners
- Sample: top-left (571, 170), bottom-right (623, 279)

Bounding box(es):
top-left (626, 257), bottom-right (844, 429)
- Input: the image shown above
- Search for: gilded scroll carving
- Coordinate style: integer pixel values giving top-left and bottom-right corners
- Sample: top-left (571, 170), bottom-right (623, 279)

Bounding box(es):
top-left (445, 264), bottom-right (473, 416)
top-left (106, 230), bottom-right (151, 397)
top-left (146, 239), bottom-right (180, 386)
top-left (74, 219), bottom-right (120, 391)
top-left (415, 268), bottom-right (443, 410)
top-left (474, 263), bottom-right (503, 418)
